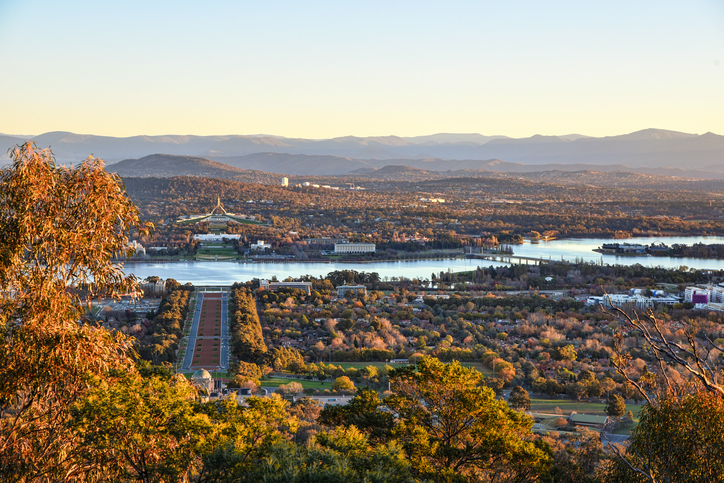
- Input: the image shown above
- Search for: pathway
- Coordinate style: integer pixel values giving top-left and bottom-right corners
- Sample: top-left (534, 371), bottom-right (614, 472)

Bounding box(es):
top-left (182, 293), bottom-right (204, 370)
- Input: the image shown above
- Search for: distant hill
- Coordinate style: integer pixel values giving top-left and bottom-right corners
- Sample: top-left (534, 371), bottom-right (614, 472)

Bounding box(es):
top-left (351, 165), bottom-right (441, 181)
top-left (103, 151), bottom-right (724, 194)
top-left (106, 154), bottom-right (284, 184)
top-left (214, 152), bottom-right (375, 176)
top-left (2, 129), bottom-right (723, 172)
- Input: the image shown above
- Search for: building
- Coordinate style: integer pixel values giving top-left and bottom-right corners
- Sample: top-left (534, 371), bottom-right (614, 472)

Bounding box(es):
top-left (281, 177), bottom-right (289, 187)
top-left (130, 240), bottom-right (146, 257)
top-left (684, 284), bottom-right (724, 304)
top-left (191, 368), bottom-right (214, 394)
top-left (586, 294), bottom-right (679, 310)
top-left (194, 234), bottom-right (242, 242)
top-left (250, 240), bottom-right (271, 250)
top-left (304, 237), bottom-right (348, 248)
top-left (336, 284), bottom-right (367, 298)
top-left (567, 413), bottom-right (610, 430)
top-left (178, 197), bottom-right (261, 225)
top-left (334, 242), bottom-right (376, 254)
top-left (141, 279), bottom-right (166, 295)
top-left (260, 279), bottom-right (312, 295)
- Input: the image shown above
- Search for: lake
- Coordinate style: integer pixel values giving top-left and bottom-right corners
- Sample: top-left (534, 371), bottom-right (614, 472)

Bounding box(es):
top-left (123, 236), bottom-right (724, 285)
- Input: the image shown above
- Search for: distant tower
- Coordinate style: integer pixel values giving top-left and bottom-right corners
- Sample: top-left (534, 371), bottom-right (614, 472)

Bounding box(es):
top-left (211, 196), bottom-right (227, 215)
top-left (281, 177), bottom-right (289, 187)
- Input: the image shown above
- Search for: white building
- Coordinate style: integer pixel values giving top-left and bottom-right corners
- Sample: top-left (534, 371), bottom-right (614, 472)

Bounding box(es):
top-left (336, 285), bottom-right (367, 298)
top-left (684, 284), bottom-right (724, 304)
top-left (281, 177), bottom-right (289, 187)
top-left (250, 240), bottom-right (271, 250)
top-left (130, 240), bottom-right (146, 256)
top-left (260, 279), bottom-right (313, 295)
top-left (334, 242), bottom-right (376, 254)
top-left (194, 234), bottom-right (242, 242)
top-left (142, 279), bottom-right (167, 295)
top-left (586, 294), bottom-right (679, 310)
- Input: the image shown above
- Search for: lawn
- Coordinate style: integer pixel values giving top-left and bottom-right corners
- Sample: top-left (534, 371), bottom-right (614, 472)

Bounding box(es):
top-left (460, 361), bottom-right (495, 376)
top-left (529, 398), bottom-right (643, 420)
top-left (331, 360), bottom-right (494, 376)
top-left (260, 377), bottom-right (333, 389)
top-left (335, 361), bottom-right (394, 370)
top-left (197, 247), bottom-right (238, 257)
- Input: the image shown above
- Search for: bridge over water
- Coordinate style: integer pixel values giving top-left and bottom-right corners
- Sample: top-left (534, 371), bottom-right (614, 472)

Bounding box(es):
top-left (466, 253), bottom-right (561, 265)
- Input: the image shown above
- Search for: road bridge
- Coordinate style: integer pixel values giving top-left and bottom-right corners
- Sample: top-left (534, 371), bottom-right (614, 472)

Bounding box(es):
top-left (466, 253), bottom-right (560, 265)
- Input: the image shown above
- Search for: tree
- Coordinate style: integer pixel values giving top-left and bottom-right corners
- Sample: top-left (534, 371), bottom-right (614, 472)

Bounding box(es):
top-left (556, 344), bottom-right (577, 361)
top-left (577, 369), bottom-right (595, 383)
top-left (71, 370), bottom-right (210, 482)
top-left (197, 394), bottom-right (297, 482)
top-left (605, 394), bottom-right (626, 418)
top-left (229, 288), bottom-right (267, 363)
top-left (509, 386), bottom-right (531, 411)
top-left (265, 346), bottom-right (305, 372)
top-left (604, 390), bottom-right (724, 483)
top-left (235, 427), bottom-right (416, 483)
top-left (605, 307), bottom-right (724, 482)
top-left (0, 143), bottom-right (150, 481)
top-left (227, 361), bottom-right (263, 388)
top-left (276, 382), bottom-right (304, 396)
top-left (319, 389), bottom-right (393, 444)
top-left (332, 375), bottom-right (355, 392)
top-left (385, 357), bottom-right (549, 482)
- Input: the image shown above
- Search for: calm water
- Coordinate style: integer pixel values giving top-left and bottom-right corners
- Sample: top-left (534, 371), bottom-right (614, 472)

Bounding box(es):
top-left (124, 236), bottom-right (724, 285)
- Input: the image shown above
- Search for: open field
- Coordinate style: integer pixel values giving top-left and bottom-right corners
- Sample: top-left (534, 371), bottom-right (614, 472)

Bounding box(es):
top-left (196, 243), bottom-right (239, 260)
top-left (335, 361), bottom-right (394, 370)
top-left (530, 398), bottom-right (643, 419)
top-left (332, 361), bottom-right (493, 375)
top-left (261, 377), bottom-right (333, 389)
top-left (197, 246), bottom-right (237, 255)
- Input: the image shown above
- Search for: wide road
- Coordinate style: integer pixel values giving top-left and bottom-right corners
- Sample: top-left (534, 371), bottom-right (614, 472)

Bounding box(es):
top-left (182, 292), bottom-right (204, 371)
top-left (220, 292), bottom-right (229, 370)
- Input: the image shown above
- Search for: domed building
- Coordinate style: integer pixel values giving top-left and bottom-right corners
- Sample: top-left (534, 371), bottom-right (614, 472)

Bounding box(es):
top-left (191, 368), bottom-right (213, 394)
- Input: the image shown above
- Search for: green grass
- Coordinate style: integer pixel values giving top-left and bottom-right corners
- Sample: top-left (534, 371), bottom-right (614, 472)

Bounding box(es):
top-left (261, 377), bottom-right (333, 389)
top-left (197, 247), bottom-right (238, 257)
top-left (613, 422), bottom-right (637, 435)
top-left (460, 362), bottom-right (495, 376)
top-left (529, 398), bottom-right (643, 419)
top-left (330, 360), bottom-right (494, 376)
top-left (334, 362), bottom-right (393, 370)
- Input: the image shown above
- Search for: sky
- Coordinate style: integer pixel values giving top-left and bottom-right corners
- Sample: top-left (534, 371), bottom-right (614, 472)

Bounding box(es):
top-left (1, 0), bottom-right (723, 139)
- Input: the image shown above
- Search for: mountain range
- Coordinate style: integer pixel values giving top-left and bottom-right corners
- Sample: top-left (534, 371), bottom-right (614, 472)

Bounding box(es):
top-left (3, 128), bottom-right (724, 177)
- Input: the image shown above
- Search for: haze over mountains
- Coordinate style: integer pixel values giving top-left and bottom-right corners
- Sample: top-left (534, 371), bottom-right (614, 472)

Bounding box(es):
top-left (3, 128), bottom-right (724, 178)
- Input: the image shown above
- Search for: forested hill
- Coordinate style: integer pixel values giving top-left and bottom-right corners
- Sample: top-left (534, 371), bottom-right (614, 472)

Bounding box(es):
top-left (112, 152), bottom-right (724, 194)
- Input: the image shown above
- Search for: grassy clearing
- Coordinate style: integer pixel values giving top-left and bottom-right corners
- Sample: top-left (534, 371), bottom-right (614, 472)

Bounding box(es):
top-left (460, 361), bottom-right (495, 376)
top-left (335, 362), bottom-right (394, 370)
top-left (331, 360), bottom-right (494, 376)
top-left (260, 377), bottom-right (333, 389)
top-left (196, 255), bottom-right (237, 261)
top-left (530, 398), bottom-right (644, 419)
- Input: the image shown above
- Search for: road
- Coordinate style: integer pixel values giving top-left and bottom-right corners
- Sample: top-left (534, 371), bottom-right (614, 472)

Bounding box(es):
top-left (220, 292), bottom-right (229, 370)
top-left (182, 292), bottom-right (204, 371)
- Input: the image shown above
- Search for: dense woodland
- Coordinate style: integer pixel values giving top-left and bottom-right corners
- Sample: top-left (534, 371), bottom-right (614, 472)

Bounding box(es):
top-left (135, 280), bottom-right (193, 364)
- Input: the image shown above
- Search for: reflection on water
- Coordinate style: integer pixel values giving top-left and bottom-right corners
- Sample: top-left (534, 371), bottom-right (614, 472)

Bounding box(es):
top-left (123, 236), bottom-right (724, 285)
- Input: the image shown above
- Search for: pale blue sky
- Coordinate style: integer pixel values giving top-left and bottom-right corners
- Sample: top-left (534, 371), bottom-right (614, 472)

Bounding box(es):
top-left (1, 1), bottom-right (723, 138)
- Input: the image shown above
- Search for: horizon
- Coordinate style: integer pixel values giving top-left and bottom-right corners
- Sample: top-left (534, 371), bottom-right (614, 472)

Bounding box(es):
top-left (1, 1), bottom-right (723, 138)
top-left (1, 126), bottom-right (719, 141)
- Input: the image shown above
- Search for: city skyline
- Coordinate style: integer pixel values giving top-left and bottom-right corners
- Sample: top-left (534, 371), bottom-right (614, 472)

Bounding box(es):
top-left (1, 1), bottom-right (723, 139)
